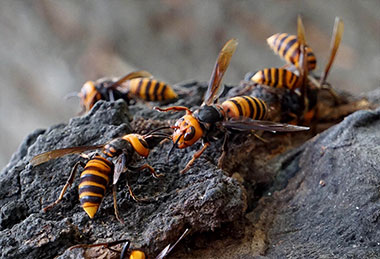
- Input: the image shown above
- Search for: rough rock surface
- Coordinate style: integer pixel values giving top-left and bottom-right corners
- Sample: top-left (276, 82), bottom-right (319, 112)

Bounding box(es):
top-left (1, 80), bottom-right (378, 258)
top-left (263, 108), bottom-right (380, 258)
top-left (0, 95), bottom-right (246, 258)
top-left (172, 106), bottom-right (380, 258)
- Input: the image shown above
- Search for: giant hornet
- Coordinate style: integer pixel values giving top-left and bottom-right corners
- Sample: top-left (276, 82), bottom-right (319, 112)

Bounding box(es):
top-left (30, 127), bottom-right (170, 223)
top-left (155, 39), bottom-right (309, 174)
top-left (266, 30), bottom-right (317, 72)
top-left (245, 16), bottom-right (344, 123)
top-left (77, 71), bottom-right (178, 113)
top-left (68, 228), bottom-right (190, 259)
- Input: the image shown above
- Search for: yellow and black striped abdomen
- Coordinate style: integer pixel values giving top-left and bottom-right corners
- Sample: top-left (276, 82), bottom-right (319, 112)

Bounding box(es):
top-left (126, 78), bottom-right (177, 101)
top-left (221, 96), bottom-right (268, 120)
top-left (249, 68), bottom-right (301, 90)
top-left (267, 33), bottom-right (316, 71)
top-left (79, 156), bottom-right (113, 218)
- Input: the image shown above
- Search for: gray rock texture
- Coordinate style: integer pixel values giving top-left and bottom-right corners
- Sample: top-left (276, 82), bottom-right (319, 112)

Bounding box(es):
top-left (263, 108), bottom-right (380, 258)
top-left (1, 80), bottom-right (379, 258)
top-left (172, 106), bottom-right (380, 259)
top-left (0, 98), bottom-right (246, 258)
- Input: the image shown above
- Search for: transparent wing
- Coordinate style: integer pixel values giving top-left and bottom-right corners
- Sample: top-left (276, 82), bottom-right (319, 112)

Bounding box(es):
top-left (203, 39), bottom-right (238, 106)
top-left (155, 245), bottom-right (170, 259)
top-left (106, 70), bottom-right (153, 90)
top-left (155, 229), bottom-right (190, 259)
top-left (30, 144), bottom-right (105, 166)
top-left (297, 15), bottom-right (309, 89)
top-left (113, 155), bottom-right (126, 185)
top-left (320, 17), bottom-right (344, 84)
top-left (222, 117), bottom-right (309, 132)
top-left (120, 240), bottom-right (131, 259)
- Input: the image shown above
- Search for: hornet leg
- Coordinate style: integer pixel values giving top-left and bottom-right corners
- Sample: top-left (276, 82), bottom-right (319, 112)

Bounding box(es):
top-left (43, 161), bottom-right (85, 212)
top-left (217, 133), bottom-right (229, 168)
top-left (138, 163), bottom-right (162, 178)
top-left (253, 133), bottom-right (269, 143)
top-left (181, 142), bottom-right (210, 174)
top-left (113, 185), bottom-right (124, 224)
top-left (122, 169), bottom-right (148, 203)
top-left (126, 163), bottom-right (163, 203)
top-left (128, 163), bottom-right (163, 179)
top-left (126, 176), bottom-right (147, 203)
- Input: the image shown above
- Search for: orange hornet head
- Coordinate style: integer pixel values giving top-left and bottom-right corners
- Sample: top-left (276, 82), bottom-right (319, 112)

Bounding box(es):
top-left (172, 113), bottom-right (203, 149)
top-left (78, 81), bottom-right (101, 112)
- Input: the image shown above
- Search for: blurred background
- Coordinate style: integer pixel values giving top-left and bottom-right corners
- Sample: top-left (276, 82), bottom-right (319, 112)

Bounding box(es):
top-left (0, 0), bottom-right (379, 168)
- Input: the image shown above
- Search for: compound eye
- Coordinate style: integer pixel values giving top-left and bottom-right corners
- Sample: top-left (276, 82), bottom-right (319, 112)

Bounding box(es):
top-left (183, 126), bottom-right (195, 141)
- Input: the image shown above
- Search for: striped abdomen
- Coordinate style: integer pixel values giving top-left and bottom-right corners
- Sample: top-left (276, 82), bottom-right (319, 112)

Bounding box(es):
top-left (248, 68), bottom-right (301, 90)
top-left (125, 78), bottom-right (178, 101)
top-left (267, 33), bottom-right (316, 71)
top-left (79, 156), bottom-right (113, 218)
top-left (221, 96), bottom-right (268, 120)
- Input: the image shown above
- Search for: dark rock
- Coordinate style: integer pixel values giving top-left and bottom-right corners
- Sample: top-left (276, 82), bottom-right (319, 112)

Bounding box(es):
top-left (255, 108), bottom-right (380, 258)
top-left (170, 94), bottom-right (380, 258)
top-left (2, 78), bottom-right (379, 258)
top-left (0, 94), bottom-right (246, 258)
